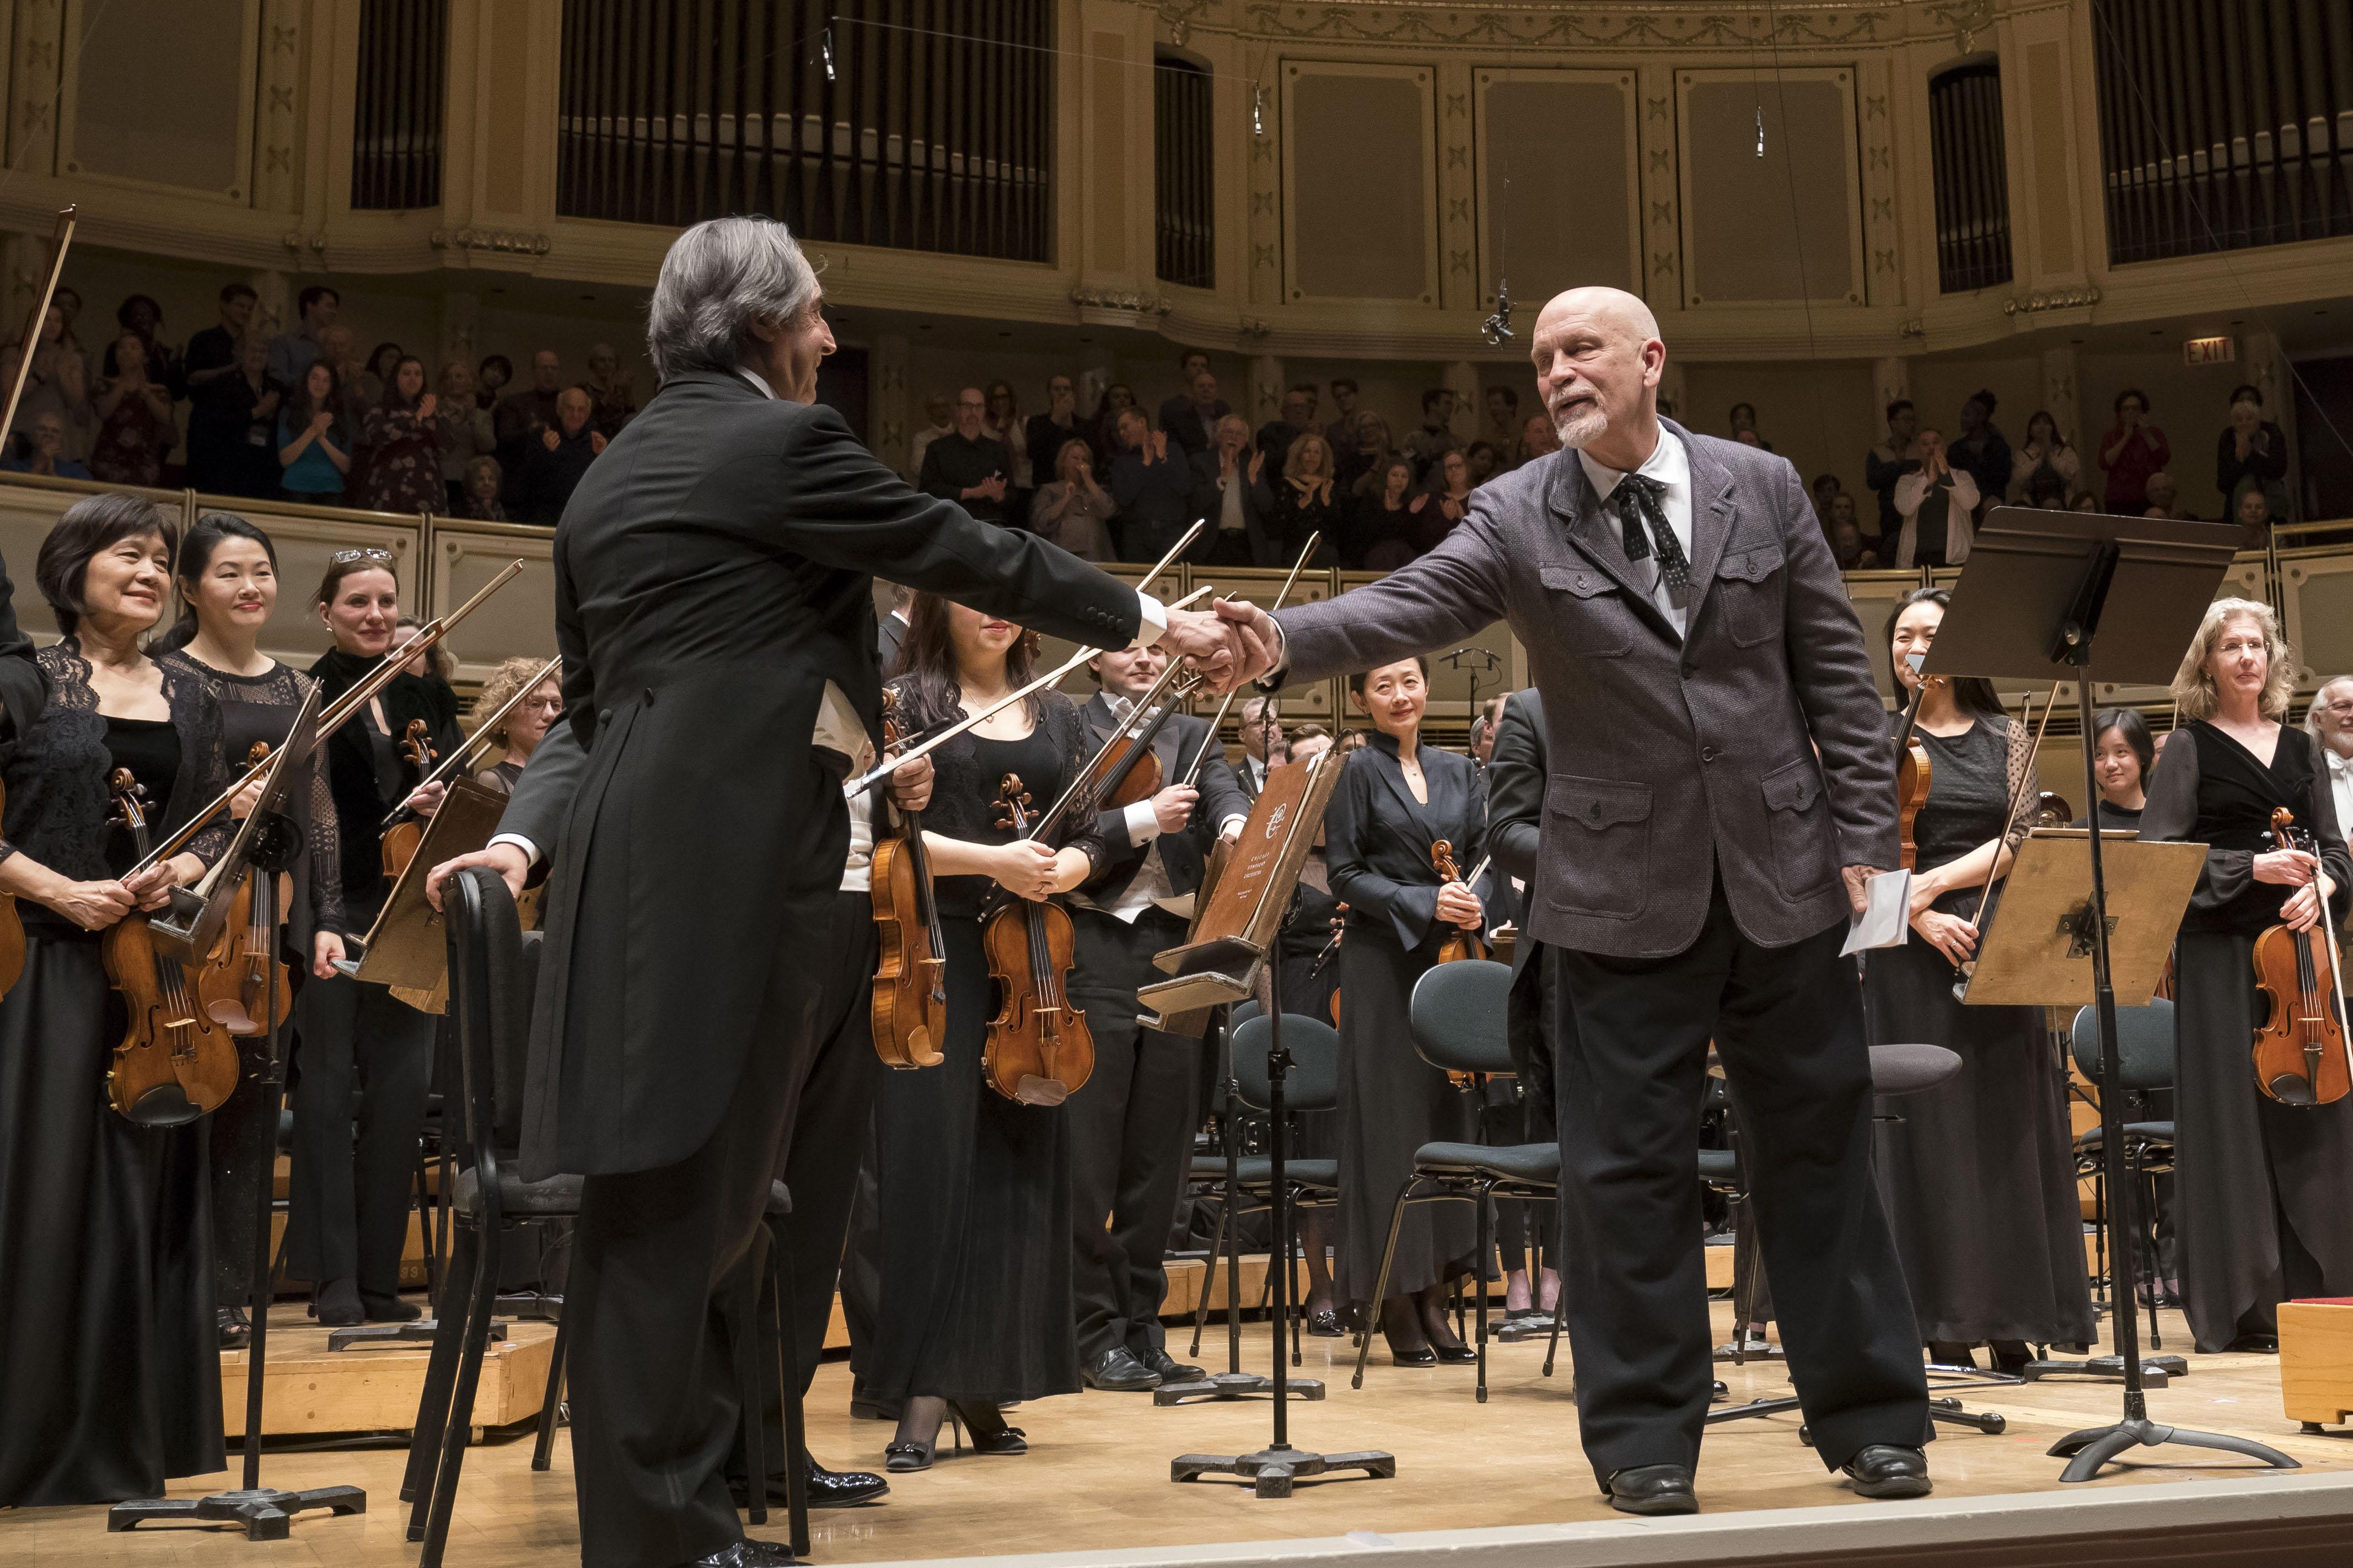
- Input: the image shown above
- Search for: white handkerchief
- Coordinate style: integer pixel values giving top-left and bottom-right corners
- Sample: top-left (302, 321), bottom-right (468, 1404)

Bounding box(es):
top-left (1841, 869), bottom-right (1913, 956)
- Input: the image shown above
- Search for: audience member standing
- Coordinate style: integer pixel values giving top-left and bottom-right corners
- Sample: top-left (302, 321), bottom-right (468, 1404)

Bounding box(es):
top-left (1029, 438), bottom-right (1115, 562)
top-left (1400, 388), bottom-right (1458, 483)
top-left (1265, 430), bottom-right (1342, 567)
top-left (1945, 391), bottom-right (2011, 527)
top-left (267, 284), bottom-right (338, 390)
top-left (1406, 448), bottom-right (1474, 556)
top-left (517, 386), bottom-right (604, 524)
top-left (182, 282), bottom-right (256, 397)
top-left (2010, 410), bottom-right (2079, 504)
top-left (493, 349), bottom-right (566, 503)
top-left (103, 295), bottom-right (182, 399)
top-left (1728, 401), bottom-right (1774, 452)
top-left (1893, 427), bottom-right (1980, 567)
top-left (917, 387), bottom-right (1016, 527)
top-left (436, 360), bottom-right (497, 510)
top-left (905, 392), bottom-right (954, 481)
top-left (2216, 384), bottom-right (2290, 525)
top-left (1153, 349), bottom-right (1214, 442)
top-left (1025, 374), bottom-right (1084, 483)
top-left (184, 335), bottom-right (280, 498)
top-left (1482, 386), bottom-right (1522, 452)
top-left (357, 355), bottom-right (453, 515)
top-left (2097, 388), bottom-right (2170, 514)
top-left (474, 353), bottom-right (511, 412)
top-left (1865, 398), bottom-right (1917, 548)
top-left (1516, 412), bottom-right (1559, 469)
top-left (984, 380), bottom-right (1032, 492)
top-left (1352, 455), bottom-right (1419, 570)
top-left (1323, 378), bottom-right (1363, 454)
top-left (89, 330), bottom-right (176, 487)
top-left (1161, 365), bottom-right (1228, 459)
top-left (1088, 383), bottom-right (1137, 465)
top-left (10, 305), bottom-right (93, 460)
top-left (358, 342), bottom-right (402, 407)
top-left (1340, 409), bottom-right (1395, 496)
top-left (0, 409), bottom-right (92, 480)
top-left (1108, 408), bottom-right (1193, 562)
top-left (278, 360), bottom-right (351, 503)
top-left (1190, 414), bottom-right (1271, 567)
top-left (579, 342), bottom-right (637, 439)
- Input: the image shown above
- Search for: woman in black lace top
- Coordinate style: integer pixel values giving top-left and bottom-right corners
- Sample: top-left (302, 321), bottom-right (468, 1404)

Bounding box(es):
top-left (154, 513), bottom-right (345, 1349)
top-left (283, 549), bottom-right (460, 1328)
top-left (0, 495), bottom-right (233, 1506)
top-left (866, 592), bottom-right (1105, 1472)
top-left (2140, 599), bottom-right (2353, 1351)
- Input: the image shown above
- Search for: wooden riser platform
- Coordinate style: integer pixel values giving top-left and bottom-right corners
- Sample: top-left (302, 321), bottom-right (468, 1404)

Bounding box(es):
top-left (221, 1308), bottom-right (557, 1436)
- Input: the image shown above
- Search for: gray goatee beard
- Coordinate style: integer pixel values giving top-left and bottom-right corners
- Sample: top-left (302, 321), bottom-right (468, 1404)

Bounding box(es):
top-left (1551, 403), bottom-right (1608, 450)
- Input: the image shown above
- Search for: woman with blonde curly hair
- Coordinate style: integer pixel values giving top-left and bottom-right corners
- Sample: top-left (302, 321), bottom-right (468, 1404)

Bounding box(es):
top-left (466, 655), bottom-right (563, 795)
top-left (2140, 597), bottom-right (2353, 1351)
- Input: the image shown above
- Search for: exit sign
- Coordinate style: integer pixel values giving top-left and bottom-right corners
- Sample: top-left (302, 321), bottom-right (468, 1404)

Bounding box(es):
top-left (2184, 335), bottom-right (2237, 367)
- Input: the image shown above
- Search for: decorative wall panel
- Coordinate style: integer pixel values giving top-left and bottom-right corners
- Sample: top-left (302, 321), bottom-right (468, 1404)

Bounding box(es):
top-left (1678, 67), bottom-right (1861, 307)
top-left (1475, 68), bottom-right (1638, 308)
top-left (1282, 61), bottom-right (1435, 304)
top-left (61, 0), bottom-right (254, 201)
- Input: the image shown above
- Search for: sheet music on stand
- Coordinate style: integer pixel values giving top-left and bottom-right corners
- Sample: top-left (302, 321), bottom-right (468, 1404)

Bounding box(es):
top-left (350, 778), bottom-right (511, 1012)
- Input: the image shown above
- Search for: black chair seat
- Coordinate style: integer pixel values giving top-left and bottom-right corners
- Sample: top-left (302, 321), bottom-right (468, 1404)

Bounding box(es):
top-left (1868, 1042), bottom-right (1963, 1097)
top-left (452, 1167), bottom-right (584, 1219)
top-left (1192, 1155), bottom-right (1339, 1190)
top-left (765, 1180), bottom-right (792, 1216)
top-left (1697, 1147), bottom-right (1740, 1186)
top-left (1412, 1140), bottom-right (1559, 1184)
top-left (2076, 1120), bottom-right (2175, 1150)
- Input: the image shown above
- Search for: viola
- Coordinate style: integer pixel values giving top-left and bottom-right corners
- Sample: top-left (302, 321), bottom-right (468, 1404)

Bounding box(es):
top-left (979, 773), bottom-right (1093, 1104)
top-left (379, 718), bottom-right (436, 880)
top-left (869, 693), bottom-right (948, 1070)
top-left (193, 745), bottom-right (291, 1036)
top-left (101, 770), bottom-right (239, 1125)
top-left (2249, 806), bottom-right (2351, 1107)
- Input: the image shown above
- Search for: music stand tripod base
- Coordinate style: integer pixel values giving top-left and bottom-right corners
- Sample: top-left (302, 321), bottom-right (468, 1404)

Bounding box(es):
top-left (2049, 1418), bottom-right (2298, 1484)
top-left (1173, 1445), bottom-right (1395, 1499)
top-left (2023, 1352), bottom-right (2185, 1386)
top-left (1155, 1371), bottom-right (1324, 1406)
top-left (108, 1487), bottom-right (366, 1542)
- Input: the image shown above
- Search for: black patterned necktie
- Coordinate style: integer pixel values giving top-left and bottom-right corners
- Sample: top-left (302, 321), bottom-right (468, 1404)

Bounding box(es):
top-left (1614, 472), bottom-right (1689, 592)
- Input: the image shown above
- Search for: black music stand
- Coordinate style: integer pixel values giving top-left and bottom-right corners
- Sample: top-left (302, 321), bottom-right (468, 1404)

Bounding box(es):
top-left (109, 732), bottom-right (367, 1538)
top-left (1925, 506), bottom-right (2296, 1483)
top-left (1169, 713), bottom-right (1393, 1497)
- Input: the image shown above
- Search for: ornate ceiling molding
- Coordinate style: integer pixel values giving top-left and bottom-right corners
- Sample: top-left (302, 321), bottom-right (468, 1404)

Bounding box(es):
top-left (431, 228), bottom-right (554, 257)
top-left (1232, 3), bottom-right (1893, 48)
top-left (2003, 284), bottom-right (2101, 316)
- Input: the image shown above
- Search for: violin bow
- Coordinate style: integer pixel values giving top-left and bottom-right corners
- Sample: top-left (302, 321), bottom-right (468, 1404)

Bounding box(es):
top-left (132, 559), bottom-right (525, 872)
top-left (845, 583), bottom-right (1213, 799)
top-left (1947, 681), bottom-right (2063, 994)
top-left (0, 206), bottom-right (75, 439)
top-left (1181, 530), bottom-right (1323, 788)
top-left (379, 654), bottom-right (561, 829)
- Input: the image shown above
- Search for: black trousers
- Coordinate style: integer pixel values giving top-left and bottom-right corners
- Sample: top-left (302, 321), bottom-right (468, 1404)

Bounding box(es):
top-left (726, 892), bottom-right (882, 1484)
top-left (1553, 879), bottom-right (1927, 1481)
top-left (286, 971), bottom-right (434, 1297)
top-left (1505, 944), bottom-right (1557, 1271)
top-left (1066, 906), bottom-right (1199, 1363)
top-left (565, 892), bottom-right (844, 1568)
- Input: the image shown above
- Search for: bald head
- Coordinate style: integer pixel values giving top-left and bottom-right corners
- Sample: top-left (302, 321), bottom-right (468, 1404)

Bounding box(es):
top-left (1530, 286), bottom-right (1666, 471)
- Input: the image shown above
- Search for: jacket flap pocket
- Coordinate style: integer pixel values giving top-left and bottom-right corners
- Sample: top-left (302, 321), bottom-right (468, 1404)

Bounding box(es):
top-left (1549, 775), bottom-right (1654, 828)
top-left (1540, 565), bottom-right (1615, 599)
top-left (1761, 762), bottom-right (1821, 814)
top-left (1719, 543), bottom-right (1784, 583)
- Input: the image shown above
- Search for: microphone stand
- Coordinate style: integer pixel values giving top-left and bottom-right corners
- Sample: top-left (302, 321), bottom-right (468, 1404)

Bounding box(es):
top-left (109, 812), bottom-right (367, 1540)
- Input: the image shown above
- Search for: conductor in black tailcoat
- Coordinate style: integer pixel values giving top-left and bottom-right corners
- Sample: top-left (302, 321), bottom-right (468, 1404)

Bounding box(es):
top-left (429, 216), bottom-right (1242, 1568)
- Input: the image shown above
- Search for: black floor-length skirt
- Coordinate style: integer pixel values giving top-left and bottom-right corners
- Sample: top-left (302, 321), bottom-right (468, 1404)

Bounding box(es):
top-left (1865, 938), bottom-right (2096, 1347)
top-left (0, 934), bottom-right (223, 1505)
top-left (866, 916), bottom-right (1080, 1404)
top-left (2173, 929), bottom-right (2353, 1352)
top-left (1334, 922), bottom-right (1477, 1306)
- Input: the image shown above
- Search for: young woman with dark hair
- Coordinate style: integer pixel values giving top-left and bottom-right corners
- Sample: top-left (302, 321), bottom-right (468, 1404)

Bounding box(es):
top-left (156, 511), bottom-right (348, 1346)
top-left (0, 493), bottom-right (233, 1505)
top-left (2081, 707), bottom-right (2156, 830)
top-left (1866, 586), bottom-right (2093, 1370)
top-left (356, 354), bottom-right (453, 515)
top-left (282, 549), bottom-right (459, 1327)
top-left (278, 359), bottom-right (351, 503)
top-left (864, 591), bottom-right (1105, 1470)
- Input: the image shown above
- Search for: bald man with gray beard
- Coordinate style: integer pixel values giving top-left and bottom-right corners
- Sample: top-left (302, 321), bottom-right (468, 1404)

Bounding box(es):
top-left (1210, 287), bottom-right (1931, 1515)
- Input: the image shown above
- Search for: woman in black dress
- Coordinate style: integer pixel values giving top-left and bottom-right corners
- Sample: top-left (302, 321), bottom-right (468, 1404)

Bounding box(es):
top-left (867, 593), bottom-right (1105, 1469)
top-left (0, 494), bottom-right (230, 1505)
top-left (1259, 432), bottom-right (1344, 568)
top-left (2139, 597), bottom-right (2353, 1352)
top-left (1327, 656), bottom-right (1486, 1363)
top-left (154, 513), bottom-right (346, 1349)
top-left (2077, 707), bottom-right (2153, 832)
top-left (1351, 455), bottom-right (1420, 571)
top-left (285, 549), bottom-right (459, 1327)
top-left (1866, 587), bottom-right (2093, 1369)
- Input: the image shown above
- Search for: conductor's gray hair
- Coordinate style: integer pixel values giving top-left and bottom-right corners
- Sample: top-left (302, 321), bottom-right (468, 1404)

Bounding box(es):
top-left (644, 216), bottom-right (820, 382)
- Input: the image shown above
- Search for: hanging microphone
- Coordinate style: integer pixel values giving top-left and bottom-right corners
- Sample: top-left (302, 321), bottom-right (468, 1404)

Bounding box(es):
top-left (1481, 278), bottom-right (1515, 346)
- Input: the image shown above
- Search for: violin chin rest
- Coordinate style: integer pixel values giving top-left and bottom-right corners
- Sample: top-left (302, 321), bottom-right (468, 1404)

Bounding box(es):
top-left (1016, 1075), bottom-right (1070, 1107)
top-left (2265, 1073), bottom-right (2318, 1107)
top-left (113, 1078), bottom-right (202, 1128)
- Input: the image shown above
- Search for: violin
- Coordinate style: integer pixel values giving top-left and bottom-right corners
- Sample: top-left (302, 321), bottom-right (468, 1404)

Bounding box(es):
top-left (379, 718), bottom-right (436, 879)
top-left (101, 770), bottom-right (239, 1125)
top-left (1891, 656), bottom-right (1937, 871)
top-left (1431, 839), bottom-right (1489, 965)
top-left (193, 745), bottom-right (291, 1036)
top-left (869, 693), bottom-right (948, 1070)
top-left (2249, 806), bottom-right (2351, 1107)
top-left (980, 773), bottom-right (1093, 1104)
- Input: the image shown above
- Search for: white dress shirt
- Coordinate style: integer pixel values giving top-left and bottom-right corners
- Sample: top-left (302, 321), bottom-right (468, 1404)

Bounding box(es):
top-left (1578, 432), bottom-right (1695, 637)
top-left (490, 366), bottom-right (1168, 870)
top-left (1072, 695), bottom-right (1190, 923)
top-left (2325, 745), bottom-right (2353, 848)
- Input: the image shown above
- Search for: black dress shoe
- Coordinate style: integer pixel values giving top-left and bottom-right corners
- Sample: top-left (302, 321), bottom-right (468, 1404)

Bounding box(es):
top-left (1430, 1341), bottom-right (1476, 1365)
top-left (1139, 1348), bottom-right (1204, 1384)
top-left (1604, 1463), bottom-right (1696, 1516)
top-left (361, 1291), bottom-right (423, 1323)
top-left (1389, 1346), bottom-right (1437, 1367)
top-left (313, 1278), bottom-right (363, 1328)
top-left (1083, 1346), bottom-right (1162, 1391)
top-left (730, 1458), bottom-right (890, 1510)
top-left (1306, 1310), bottom-right (1344, 1338)
top-left (680, 1540), bottom-right (798, 1568)
top-left (1842, 1444), bottom-right (1932, 1499)
top-left (217, 1305), bottom-right (251, 1349)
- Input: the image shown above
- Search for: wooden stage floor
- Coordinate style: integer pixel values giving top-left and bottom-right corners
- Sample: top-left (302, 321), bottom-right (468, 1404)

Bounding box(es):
top-left (6, 1298), bottom-right (2349, 1567)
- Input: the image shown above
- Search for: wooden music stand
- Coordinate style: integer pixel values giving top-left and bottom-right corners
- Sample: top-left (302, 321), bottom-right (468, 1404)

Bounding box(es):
top-left (351, 779), bottom-right (510, 1011)
top-left (1960, 830), bottom-right (2205, 1009)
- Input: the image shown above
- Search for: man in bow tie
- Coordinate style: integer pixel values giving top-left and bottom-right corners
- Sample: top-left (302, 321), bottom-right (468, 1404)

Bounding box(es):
top-left (1206, 286), bottom-right (1930, 1516)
